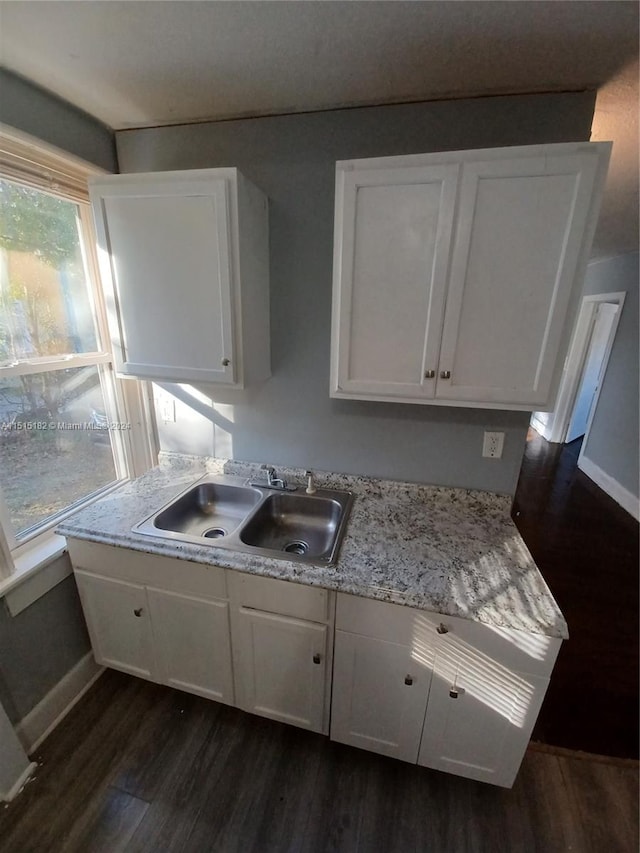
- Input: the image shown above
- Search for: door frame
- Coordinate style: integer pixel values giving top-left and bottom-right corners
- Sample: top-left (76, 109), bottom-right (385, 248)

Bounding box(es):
top-left (531, 291), bottom-right (625, 443)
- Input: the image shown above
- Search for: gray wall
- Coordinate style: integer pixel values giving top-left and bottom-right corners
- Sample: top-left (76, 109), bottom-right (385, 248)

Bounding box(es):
top-left (0, 68), bottom-right (117, 172)
top-left (117, 92), bottom-right (596, 495)
top-left (0, 565), bottom-right (90, 725)
top-left (0, 75), bottom-right (109, 725)
top-left (581, 252), bottom-right (639, 499)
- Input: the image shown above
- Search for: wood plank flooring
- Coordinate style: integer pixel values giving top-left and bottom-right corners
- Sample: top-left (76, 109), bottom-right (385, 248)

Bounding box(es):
top-left (1, 670), bottom-right (637, 853)
top-left (513, 431), bottom-right (639, 759)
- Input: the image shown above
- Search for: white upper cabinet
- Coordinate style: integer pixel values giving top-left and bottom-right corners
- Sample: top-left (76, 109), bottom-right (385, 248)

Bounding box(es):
top-left (330, 142), bottom-right (610, 410)
top-left (89, 168), bottom-right (270, 386)
top-left (331, 164), bottom-right (459, 399)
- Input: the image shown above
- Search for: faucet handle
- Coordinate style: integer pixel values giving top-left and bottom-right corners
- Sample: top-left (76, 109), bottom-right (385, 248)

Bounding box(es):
top-left (260, 465), bottom-right (276, 486)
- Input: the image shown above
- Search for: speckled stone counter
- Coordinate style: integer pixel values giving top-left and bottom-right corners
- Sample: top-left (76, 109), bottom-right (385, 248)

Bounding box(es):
top-left (58, 454), bottom-right (568, 640)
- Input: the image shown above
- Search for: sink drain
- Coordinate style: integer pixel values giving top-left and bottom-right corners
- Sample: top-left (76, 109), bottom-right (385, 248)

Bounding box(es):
top-left (203, 527), bottom-right (227, 539)
top-left (283, 541), bottom-right (309, 556)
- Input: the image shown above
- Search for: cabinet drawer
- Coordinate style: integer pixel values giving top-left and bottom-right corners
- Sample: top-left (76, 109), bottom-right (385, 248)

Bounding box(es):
top-left (227, 571), bottom-right (329, 623)
top-left (336, 593), bottom-right (439, 647)
top-left (432, 613), bottom-right (561, 678)
top-left (336, 594), bottom-right (561, 678)
top-left (68, 539), bottom-right (227, 600)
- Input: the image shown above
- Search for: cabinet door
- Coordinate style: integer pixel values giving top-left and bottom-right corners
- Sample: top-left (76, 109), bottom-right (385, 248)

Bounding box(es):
top-left (75, 571), bottom-right (155, 680)
top-left (437, 149), bottom-right (600, 407)
top-left (232, 608), bottom-right (328, 733)
top-left (90, 173), bottom-right (236, 384)
top-left (331, 630), bottom-right (432, 763)
top-left (418, 637), bottom-right (550, 787)
top-left (146, 588), bottom-right (234, 705)
top-left (331, 164), bottom-right (459, 399)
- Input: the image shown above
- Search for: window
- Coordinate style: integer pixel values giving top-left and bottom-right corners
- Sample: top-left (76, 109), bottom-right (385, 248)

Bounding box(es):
top-left (0, 131), bottom-right (155, 579)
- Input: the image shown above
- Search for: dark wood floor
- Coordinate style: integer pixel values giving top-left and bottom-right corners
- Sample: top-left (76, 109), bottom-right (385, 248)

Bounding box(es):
top-left (513, 430), bottom-right (639, 760)
top-left (1, 669), bottom-right (638, 853)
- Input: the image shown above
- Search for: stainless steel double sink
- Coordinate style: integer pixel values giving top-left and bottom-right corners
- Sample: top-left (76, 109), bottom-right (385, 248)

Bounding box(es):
top-left (134, 474), bottom-right (354, 566)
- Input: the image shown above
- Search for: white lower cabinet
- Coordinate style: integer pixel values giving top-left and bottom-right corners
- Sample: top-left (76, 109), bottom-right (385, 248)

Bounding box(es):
top-left (75, 571), bottom-right (156, 680)
top-left (227, 572), bottom-right (332, 734)
top-left (417, 647), bottom-right (550, 788)
top-left (231, 608), bottom-right (328, 733)
top-left (70, 541), bottom-right (332, 737)
top-left (70, 540), bottom-right (561, 788)
top-left (70, 541), bottom-right (233, 704)
top-left (331, 593), bottom-right (561, 788)
top-left (331, 631), bottom-right (432, 762)
top-left (146, 588), bottom-right (234, 705)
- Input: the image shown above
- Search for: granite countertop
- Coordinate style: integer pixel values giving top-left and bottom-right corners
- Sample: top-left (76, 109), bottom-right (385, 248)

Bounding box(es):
top-left (58, 454), bottom-right (568, 640)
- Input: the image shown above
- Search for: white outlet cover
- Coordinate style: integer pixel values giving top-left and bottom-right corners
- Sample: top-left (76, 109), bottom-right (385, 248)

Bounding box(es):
top-left (483, 431), bottom-right (505, 459)
top-left (160, 397), bottom-right (176, 423)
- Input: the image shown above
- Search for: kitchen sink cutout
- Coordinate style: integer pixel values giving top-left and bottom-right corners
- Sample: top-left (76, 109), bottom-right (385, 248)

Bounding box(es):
top-left (134, 474), bottom-right (354, 567)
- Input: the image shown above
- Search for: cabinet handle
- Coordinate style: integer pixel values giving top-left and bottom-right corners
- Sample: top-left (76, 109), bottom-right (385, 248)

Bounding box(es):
top-left (221, 358), bottom-right (230, 367)
top-left (313, 654), bottom-right (322, 665)
top-left (436, 623), bottom-right (449, 635)
top-left (133, 608), bottom-right (143, 617)
top-left (424, 370), bottom-right (435, 379)
top-left (404, 675), bottom-right (414, 686)
top-left (439, 370), bottom-right (451, 380)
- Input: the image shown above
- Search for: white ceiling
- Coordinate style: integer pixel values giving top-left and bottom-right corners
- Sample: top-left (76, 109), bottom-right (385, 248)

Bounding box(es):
top-left (1, 0), bottom-right (638, 257)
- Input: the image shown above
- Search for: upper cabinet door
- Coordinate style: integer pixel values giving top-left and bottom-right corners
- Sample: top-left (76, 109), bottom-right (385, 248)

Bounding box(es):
top-left (437, 150), bottom-right (601, 407)
top-left (331, 164), bottom-right (459, 399)
top-left (330, 143), bottom-right (610, 410)
top-left (90, 169), bottom-right (270, 387)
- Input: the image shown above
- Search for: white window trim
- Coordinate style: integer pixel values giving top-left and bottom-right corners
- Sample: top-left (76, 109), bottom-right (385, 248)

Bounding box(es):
top-left (0, 125), bottom-right (158, 598)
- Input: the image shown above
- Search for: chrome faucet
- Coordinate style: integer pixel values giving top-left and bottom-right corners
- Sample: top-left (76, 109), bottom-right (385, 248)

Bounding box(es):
top-left (264, 465), bottom-right (283, 487)
top-left (250, 464), bottom-right (297, 491)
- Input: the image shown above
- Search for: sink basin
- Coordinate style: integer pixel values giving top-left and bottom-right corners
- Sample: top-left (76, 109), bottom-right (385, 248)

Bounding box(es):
top-left (134, 474), bottom-right (353, 566)
top-left (239, 493), bottom-right (343, 559)
top-left (152, 482), bottom-right (261, 538)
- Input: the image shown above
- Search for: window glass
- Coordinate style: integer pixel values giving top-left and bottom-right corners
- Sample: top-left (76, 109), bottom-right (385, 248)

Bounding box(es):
top-left (0, 179), bottom-right (98, 364)
top-left (0, 365), bottom-right (119, 538)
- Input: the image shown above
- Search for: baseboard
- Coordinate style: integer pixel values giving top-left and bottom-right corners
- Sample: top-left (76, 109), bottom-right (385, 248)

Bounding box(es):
top-left (15, 652), bottom-right (104, 754)
top-left (578, 455), bottom-right (640, 521)
top-left (2, 761), bottom-right (38, 803)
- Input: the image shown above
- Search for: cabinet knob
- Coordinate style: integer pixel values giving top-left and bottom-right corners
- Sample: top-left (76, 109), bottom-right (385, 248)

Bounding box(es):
top-left (439, 370), bottom-right (451, 380)
top-left (436, 623), bottom-right (449, 635)
top-left (133, 608), bottom-right (143, 617)
top-left (313, 653), bottom-right (322, 665)
top-left (221, 358), bottom-right (230, 367)
top-left (424, 370), bottom-right (435, 379)
top-left (404, 675), bottom-right (414, 686)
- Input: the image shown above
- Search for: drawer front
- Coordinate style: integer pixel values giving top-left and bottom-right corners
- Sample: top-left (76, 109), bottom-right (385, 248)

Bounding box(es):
top-left (67, 539), bottom-right (227, 600)
top-left (432, 612), bottom-right (561, 678)
top-left (336, 593), bottom-right (439, 647)
top-left (227, 571), bottom-right (329, 623)
top-left (336, 594), bottom-right (560, 678)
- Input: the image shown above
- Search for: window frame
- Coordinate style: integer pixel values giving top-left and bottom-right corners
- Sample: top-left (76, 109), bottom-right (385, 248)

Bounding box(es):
top-left (0, 125), bottom-right (157, 584)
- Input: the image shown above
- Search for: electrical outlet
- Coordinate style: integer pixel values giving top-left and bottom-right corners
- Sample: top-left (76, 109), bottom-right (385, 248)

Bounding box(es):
top-left (482, 431), bottom-right (504, 459)
top-left (160, 397), bottom-right (176, 423)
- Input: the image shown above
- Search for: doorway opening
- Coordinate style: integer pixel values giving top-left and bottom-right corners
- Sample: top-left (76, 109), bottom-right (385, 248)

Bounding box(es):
top-left (530, 291), bottom-right (625, 447)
